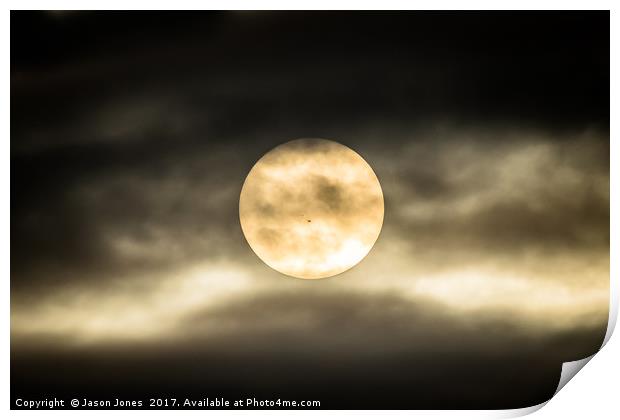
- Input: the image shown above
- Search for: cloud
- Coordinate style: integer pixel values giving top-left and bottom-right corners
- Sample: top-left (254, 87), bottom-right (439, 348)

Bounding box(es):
top-left (10, 125), bottom-right (609, 345)
top-left (12, 289), bottom-right (606, 408)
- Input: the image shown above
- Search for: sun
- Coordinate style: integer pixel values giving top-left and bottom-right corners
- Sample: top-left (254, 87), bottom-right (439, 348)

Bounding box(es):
top-left (239, 138), bottom-right (384, 279)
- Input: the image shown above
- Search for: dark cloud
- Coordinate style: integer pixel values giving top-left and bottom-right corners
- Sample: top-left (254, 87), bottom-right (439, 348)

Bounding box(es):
top-left (11, 290), bottom-right (606, 409)
top-left (313, 176), bottom-right (345, 212)
top-left (372, 132), bottom-right (609, 256)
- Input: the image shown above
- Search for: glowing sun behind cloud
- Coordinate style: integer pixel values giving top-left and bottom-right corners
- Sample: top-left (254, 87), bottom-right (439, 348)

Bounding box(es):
top-left (239, 138), bottom-right (384, 279)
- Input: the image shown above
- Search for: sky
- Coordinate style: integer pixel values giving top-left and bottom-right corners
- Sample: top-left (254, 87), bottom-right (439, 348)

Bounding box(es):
top-left (10, 11), bottom-right (609, 409)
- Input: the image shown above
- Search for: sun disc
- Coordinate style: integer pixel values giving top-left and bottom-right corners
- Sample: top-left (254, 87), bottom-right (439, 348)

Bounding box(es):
top-left (239, 138), bottom-right (384, 279)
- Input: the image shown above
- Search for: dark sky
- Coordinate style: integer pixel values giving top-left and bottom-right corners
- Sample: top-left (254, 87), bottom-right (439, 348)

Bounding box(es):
top-left (11, 11), bottom-right (609, 409)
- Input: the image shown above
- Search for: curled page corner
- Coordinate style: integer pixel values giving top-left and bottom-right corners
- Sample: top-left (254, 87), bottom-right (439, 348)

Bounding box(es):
top-left (552, 280), bottom-right (618, 395)
top-left (554, 355), bottom-right (595, 395)
top-left (495, 401), bottom-right (548, 418)
top-left (547, 289), bottom-right (617, 401)
top-left (497, 292), bottom-right (618, 419)
top-left (495, 356), bottom-right (597, 418)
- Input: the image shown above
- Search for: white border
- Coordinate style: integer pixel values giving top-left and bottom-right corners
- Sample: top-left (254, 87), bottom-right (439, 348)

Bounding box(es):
top-left (3, 2), bottom-right (617, 418)
top-left (0, 1), bottom-right (616, 11)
